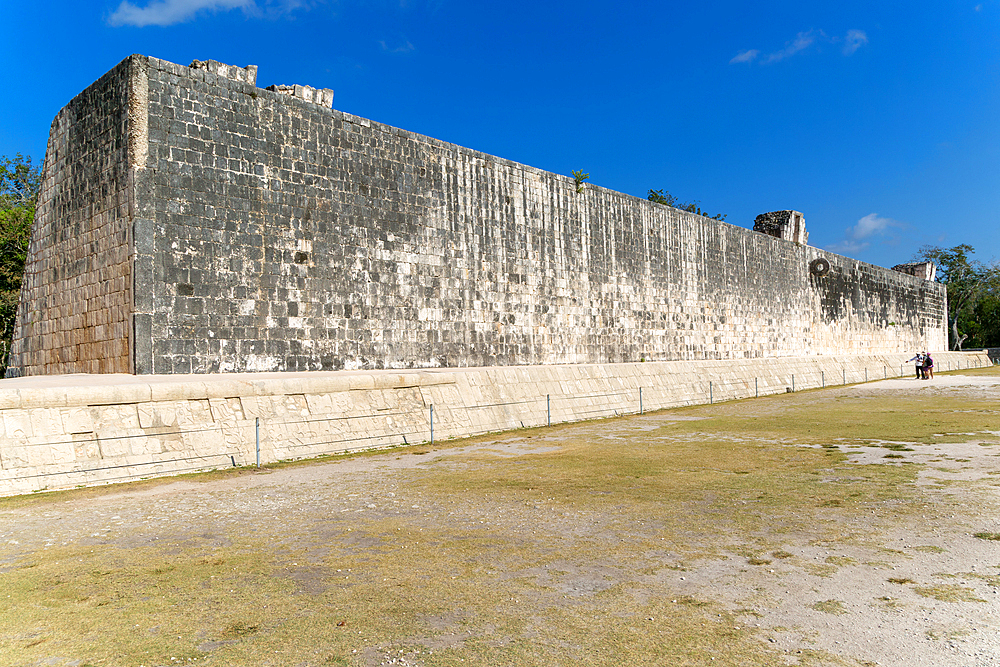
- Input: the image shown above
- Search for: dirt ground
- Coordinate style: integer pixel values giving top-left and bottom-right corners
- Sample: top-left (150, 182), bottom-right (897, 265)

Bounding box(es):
top-left (1, 371), bottom-right (999, 666)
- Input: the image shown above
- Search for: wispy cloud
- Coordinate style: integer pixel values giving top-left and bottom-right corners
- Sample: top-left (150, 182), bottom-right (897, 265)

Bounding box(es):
top-left (379, 39), bottom-right (415, 54)
top-left (765, 30), bottom-right (819, 63)
top-left (843, 29), bottom-right (868, 55)
top-left (828, 213), bottom-right (904, 254)
top-left (729, 49), bottom-right (759, 64)
top-left (108, 0), bottom-right (255, 26)
top-left (730, 28), bottom-right (868, 65)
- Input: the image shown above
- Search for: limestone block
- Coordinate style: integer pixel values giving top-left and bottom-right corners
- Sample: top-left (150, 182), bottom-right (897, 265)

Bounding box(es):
top-left (26, 441), bottom-right (55, 469)
top-left (72, 433), bottom-right (101, 461)
top-left (221, 422), bottom-right (254, 462)
top-left (2, 410), bottom-right (34, 439)
top-left (176, 399), bottom-right (213, 426)
top-left (181, 425), bottom-right (226, 458)
top-left (208, 397), bottom-right (245, 423)
top-left (130, 433), bottom-right (169, 456)
top-left (138, 402), bottom-right (178, 429)
top-left (28, 408), bottom-right (66, 437)
top-left (305, 391), bottom-right (338, 416)
top-left (96, 432), bottom-right (131, 459)
top-left (0, 441), bottom-right (30, 469)
top-left (92, 404), bottom-right (141, 438)
top-left (61, 407), bottom-right (95, 434)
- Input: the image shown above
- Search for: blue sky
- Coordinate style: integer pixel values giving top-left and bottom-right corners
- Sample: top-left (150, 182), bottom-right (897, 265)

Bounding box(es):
top-left (2, 0), bottom-right (997, 269)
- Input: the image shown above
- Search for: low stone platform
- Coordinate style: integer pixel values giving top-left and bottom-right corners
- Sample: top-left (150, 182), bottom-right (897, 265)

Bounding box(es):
top-left (0, 352), bottom-right (990, 497)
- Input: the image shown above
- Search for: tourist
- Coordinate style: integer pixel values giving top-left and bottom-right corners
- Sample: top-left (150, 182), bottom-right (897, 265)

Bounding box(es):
top-left (923, 353), bottom-right (934, 380)
top-left (907, 352), bottom-right (925, 379)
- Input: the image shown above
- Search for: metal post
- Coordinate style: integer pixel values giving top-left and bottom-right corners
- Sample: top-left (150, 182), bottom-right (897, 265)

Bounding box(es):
top-left (792, 374), bottom-right (795, 392)
top-left (255, 416), bottom-right (260, 468)
top-left (883, 366), bottom-right (886, 379)
top-left (639, 388), bottom-right (643, 415)
top-left (822, 371), bottom-right (825, 388)
top-left (843, 369), bottom-right (846, 384)
top-left (755, 377), bottom-right (758, 398)
top-left (430, 405), bottom-right (434, 444)
top-left (547, 394), bottom-right (551, 426)
top-left (709, 381), bottom-right (713, 404)
top-left (865, 368), bottom-right (868, 382)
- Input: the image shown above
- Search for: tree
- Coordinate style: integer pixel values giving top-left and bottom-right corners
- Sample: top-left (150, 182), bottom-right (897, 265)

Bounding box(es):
top-left (916, 244), bottom-right (1000, 350)
top-left (0, 154), bottom-right (40, 371)
top-left (647, 188), bottom-right (727, 221)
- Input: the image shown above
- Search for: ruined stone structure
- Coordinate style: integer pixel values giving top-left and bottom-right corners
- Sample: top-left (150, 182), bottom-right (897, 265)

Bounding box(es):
top-left (753, 210), bottom-right (808, 245)
top-left (7, 55), bottom-right (948, 378)
top-left (892, 262), bottom-right (937, 282)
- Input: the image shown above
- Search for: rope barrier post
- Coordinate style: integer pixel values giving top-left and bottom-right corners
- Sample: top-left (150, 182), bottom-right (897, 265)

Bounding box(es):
top-left (639, 388), bottom-right (643, 415)
top-left (755, 377), bottom-right (758, 398)
top-left (843, 369), bottom-right (846, 385)
top-left (822, 371), bottom-right (825, 388)
top-left (865, 368), bottom-right (868, 382)
top-left (547, 394), bottom-right (551, 426)
top-left (792, 374), bottom-right (795, 392)
top-left (430, 404), bottom-right (434, 444)
top-left (255, 416), bottom-right (260, 468)
top-left (883, 366), bottom-right (886, 379)
top-left (709, 381), bottom-right (713, 404)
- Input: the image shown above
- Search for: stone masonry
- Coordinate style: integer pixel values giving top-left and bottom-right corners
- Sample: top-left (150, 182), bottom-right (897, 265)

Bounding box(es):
top-left (753, 210), bottom-right (809, 245)
top-left (6, 56), bottom-right (948, 377)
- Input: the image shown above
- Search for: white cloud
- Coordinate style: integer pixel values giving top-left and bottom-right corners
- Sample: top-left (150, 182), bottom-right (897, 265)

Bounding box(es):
top-left (108, 0), bottom-right (255, 26)
top-left (731, 28), bottom-right (869, 65)
top-left (853, 213), bottom-right (902, 240)
top-left (843, 29), bottom-right (868, 55)
top-left (729, 49), bottom-right (759, 64)
top-left (379, 39), bottom-right (415, 54)
top-left (828, 213), bottom-right (903, 254)
top-left (765, 30), bottom-right (818, 63)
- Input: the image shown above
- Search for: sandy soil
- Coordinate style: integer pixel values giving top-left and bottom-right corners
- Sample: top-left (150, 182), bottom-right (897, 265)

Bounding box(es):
top-left (2, 374), bottom-right (1000, 666)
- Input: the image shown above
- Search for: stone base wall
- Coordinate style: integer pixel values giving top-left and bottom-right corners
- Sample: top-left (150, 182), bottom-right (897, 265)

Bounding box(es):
top-left (0, 351), bottom-right (988, 497)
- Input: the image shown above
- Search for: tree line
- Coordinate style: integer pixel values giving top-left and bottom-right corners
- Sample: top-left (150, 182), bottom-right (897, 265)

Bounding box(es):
top-left (916, 245), bottom-right (1000, 350)
top-left (0, 154), bottom-right (38, 372)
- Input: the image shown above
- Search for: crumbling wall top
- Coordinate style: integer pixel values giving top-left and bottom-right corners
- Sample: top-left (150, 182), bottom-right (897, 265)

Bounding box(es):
top-left (266, 84), bottom-right (335, 109)
top-left (189, 59), bottom-right (258, 86)
top-left (754, 210), bottom-right (808, 245)
top-left (892, 261), bottom-right (937, 282)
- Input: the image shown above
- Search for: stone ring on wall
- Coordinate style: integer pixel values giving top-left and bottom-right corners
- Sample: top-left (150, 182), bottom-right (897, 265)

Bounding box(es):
top-left (809, 257), bottom-right (831, 277)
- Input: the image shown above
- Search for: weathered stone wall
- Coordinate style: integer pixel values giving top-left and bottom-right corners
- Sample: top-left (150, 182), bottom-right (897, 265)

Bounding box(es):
top-left (7, 55), bottom-right (948, 377)
top-left (0, 351), bottom-right (989, 496)
top-left (7, 60), bottom-right (137, 375)
top-left (136, 56), bottom-right (947, 374)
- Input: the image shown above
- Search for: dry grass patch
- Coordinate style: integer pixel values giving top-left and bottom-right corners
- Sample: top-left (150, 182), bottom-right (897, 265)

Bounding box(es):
top-left (811, 600), bottom-right (847, 615)
top-left (913, 585), bottom-right (986, 603)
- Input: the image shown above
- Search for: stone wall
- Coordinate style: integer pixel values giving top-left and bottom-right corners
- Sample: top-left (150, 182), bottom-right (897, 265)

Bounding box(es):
top-left (753, 210), bottom-right (808, 245)
top-left (7, 60), bottom-right (137, 375)
top-left (6, 55), bottom-right (949, 377)
top-left (0, 351), bottom-right (989, 496)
